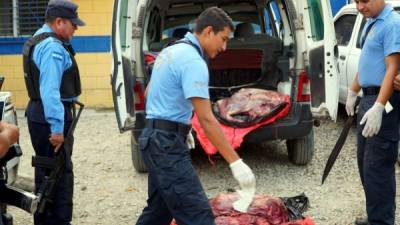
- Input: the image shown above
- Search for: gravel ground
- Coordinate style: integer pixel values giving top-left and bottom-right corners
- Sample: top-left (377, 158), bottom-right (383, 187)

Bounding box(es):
top-left (7, 108), bottom-right (400, 225)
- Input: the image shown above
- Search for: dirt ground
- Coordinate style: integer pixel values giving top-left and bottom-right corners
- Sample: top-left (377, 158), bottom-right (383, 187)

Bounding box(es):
top-left (7, 108), bottom-right (400, 225)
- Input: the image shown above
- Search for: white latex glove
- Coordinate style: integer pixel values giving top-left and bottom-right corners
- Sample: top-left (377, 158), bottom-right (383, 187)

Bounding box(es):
top-left (345, 89), bottom-right (358, 116)
top-left (186, 131), bottom-right (195, 149)
top-left (229, 159), bottom-right (256, 212)
top-left (360, 102), bottom-right (385, 138)
top-left (233, 186), bottom-right (256, 212)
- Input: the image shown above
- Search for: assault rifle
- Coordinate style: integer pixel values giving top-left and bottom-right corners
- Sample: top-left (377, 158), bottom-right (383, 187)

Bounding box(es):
top-left (35, 101), bottom-right (84, 213)
top-left (0, 145), bottom-right (38, 225)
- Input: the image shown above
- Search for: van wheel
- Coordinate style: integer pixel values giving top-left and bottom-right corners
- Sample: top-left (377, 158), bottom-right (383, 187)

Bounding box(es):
top-left (131, 135), bottom-right (147, 173)
top-left (286, 130), bottom-right (314, 165)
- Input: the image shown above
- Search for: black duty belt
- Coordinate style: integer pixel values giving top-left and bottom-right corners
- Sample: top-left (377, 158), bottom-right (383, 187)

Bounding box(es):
top-left (146, 119), bottom-right (191, 136)
top-left (29, 99), bottom-right (74, 108)
top-left (362, 86), bottom-right (380, 96)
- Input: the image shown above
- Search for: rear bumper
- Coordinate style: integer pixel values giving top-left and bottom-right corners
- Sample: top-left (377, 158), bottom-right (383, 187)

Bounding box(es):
top-left (243, 102), bottom-right (313, 143)
top-left (132, 103), bottom-right (313, 143)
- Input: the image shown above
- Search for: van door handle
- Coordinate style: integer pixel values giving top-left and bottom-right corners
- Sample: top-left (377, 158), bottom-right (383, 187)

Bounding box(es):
top-left (339, 55), bottom-right (346, 60)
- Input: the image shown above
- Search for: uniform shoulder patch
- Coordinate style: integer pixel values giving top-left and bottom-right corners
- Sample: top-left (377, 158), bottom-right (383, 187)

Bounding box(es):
top-left (52, 52), bottom-right (64, 61)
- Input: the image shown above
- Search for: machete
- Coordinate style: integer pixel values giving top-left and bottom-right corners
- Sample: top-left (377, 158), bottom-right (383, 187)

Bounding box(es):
top-left (321, 97), bottom-right (360, 185)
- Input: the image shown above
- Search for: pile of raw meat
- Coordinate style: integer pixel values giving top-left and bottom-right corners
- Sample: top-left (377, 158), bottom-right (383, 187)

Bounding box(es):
top-left (213, 88), bottom-right (289, 127)
top-left (212, 193), bottom-right (287, 225)
top-left (170, 193), bottom-right (315, 225)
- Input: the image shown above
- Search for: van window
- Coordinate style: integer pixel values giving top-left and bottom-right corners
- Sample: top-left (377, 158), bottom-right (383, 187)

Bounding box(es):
top-left (151, 1), bottom-right (262, 49)
top-left (147, 9), bottom-right (162, 43)
top-left (334, 14), bottom-right (356, 46)
top-left (163, 25), bottom-right (191, 39)
top-left (119, 0), bottom-right (129, 51)
top-left (229, 12), bottom-right (261, 38)
top-left (264, 9), bottom-right (273, 36)
top-left (264, 0), bottom-right (283, 38)
top-left (162, 15), bottom-right (261, 40)
top-left (307, 0), bottom-right (324, 41)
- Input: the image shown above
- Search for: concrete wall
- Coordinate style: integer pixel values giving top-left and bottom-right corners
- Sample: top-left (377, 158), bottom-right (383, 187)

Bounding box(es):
top-left (0, 0), bottom-right (114, 109)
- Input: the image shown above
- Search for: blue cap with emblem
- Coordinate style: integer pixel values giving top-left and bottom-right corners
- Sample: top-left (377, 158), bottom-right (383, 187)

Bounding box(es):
top-left (45, 0), bottom-right (85, 26)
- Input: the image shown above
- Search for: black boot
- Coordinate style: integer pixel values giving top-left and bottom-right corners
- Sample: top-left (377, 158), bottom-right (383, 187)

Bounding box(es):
top-left (355, 217), bottom-right (369, 225)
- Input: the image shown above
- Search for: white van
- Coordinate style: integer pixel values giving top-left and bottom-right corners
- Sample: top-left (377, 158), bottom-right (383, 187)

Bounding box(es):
top-left (111, 0), bottom-right (339, 172)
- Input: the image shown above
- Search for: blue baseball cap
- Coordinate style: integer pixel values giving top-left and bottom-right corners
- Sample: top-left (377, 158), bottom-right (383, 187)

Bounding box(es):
top-left (46, 0), bottom-right (86, 26)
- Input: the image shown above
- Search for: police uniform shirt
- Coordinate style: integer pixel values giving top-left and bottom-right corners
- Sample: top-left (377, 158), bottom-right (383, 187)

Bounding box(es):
top-left (358, 4), bottom-right (400, 87)
top-left (32, 24), bottom-right (73, 134)
top-left (146, 32), bottom-right (209, 125)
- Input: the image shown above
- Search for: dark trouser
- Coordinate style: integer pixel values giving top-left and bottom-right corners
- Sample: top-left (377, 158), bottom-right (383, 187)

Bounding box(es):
top-left (356, 94), bottom-right (399, 225)
top-left (0, 211), bottom-right (4, 225)
top-left (26, 101), bottom-right (74, 225)
top-left (136, 120), bottom-right (215, 225)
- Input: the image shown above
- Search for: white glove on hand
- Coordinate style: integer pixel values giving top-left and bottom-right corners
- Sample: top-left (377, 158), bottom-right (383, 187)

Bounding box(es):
top-left (360, 102), bottom-right (385, 138)
top-left (345, 89), bottom-right (358, 116)
top-left (233, 188), bottom-right (255, 213)
top-left (230, 159), bottom-right (256, 212)
top-left (186, 131), bottom-right (195, 149)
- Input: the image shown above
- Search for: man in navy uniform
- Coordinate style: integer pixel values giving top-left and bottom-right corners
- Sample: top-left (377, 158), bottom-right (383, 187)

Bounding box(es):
top-left (22, 0), bottom-right (85, 224)
top-left (345, 0), bottom-right (400, 224)
top-left (136, 7), bottom-right (256, 225)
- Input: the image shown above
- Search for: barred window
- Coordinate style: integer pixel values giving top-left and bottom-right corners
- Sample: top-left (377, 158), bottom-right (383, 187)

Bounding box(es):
top-left (0, 0), bottom-right (48, 37)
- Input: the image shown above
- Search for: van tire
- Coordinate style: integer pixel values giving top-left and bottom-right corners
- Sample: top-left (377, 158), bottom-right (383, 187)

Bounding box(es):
top-left (131, 134), bottom-right (147, 173)
top-left (286, 129), bottom-right (314, 165)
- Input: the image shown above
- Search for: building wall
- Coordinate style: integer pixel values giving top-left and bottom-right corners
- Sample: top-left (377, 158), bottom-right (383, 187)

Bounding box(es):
top-left (0, 0), bottom-right (114, 109)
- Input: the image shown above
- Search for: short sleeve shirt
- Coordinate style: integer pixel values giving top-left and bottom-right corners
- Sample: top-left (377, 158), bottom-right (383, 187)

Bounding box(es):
top-left (31, 24), bottom-right (73, 133)
top-left (358, 4), bottom-right (400, 87)
top-left (145, 32), bottom-right (209, 124)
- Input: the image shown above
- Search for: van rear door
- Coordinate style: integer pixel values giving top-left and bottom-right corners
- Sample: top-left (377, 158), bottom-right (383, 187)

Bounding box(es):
top-left (297, 0), bottom-right (339, 120)
top-left (111, 0), bottom-right (137, 132)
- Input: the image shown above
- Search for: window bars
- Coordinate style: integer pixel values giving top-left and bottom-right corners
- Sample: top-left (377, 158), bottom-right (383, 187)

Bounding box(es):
top-left (0, 0), bottom-right (48, 37)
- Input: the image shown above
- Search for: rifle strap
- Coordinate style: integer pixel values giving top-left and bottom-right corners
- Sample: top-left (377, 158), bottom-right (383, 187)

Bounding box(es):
top-left (31, 156), bottom-right (56, 170)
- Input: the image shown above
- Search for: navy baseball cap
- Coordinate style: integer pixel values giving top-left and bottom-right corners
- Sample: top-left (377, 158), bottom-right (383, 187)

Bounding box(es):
top-left (46, 0), bottom-right (86, 26)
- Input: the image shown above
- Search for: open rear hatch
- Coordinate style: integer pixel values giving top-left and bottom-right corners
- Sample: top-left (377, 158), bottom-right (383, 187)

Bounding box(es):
top-left (296, 0), bottom-right (339, 120)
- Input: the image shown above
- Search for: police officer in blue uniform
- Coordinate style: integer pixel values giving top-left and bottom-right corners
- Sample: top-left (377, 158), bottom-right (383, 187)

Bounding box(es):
top-left (346, 1), bottom-right (400, 225)
top-left (22, 1), bottom-right (85, 224)
top-left (136, 7), bottom-right (256, 225)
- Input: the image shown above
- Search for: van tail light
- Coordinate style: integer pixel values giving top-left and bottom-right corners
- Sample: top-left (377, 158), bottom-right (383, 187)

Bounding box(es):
top-left (134, 81), bottom-right (145, 110)
top-left (297, 71), bottom-right (311, 102)
top-left (144, 52), bottom-right (156, 65)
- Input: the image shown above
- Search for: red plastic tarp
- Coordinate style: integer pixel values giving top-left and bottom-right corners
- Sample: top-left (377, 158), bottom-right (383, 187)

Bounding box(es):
top-left (192, 95), bottom-right (291, 155)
